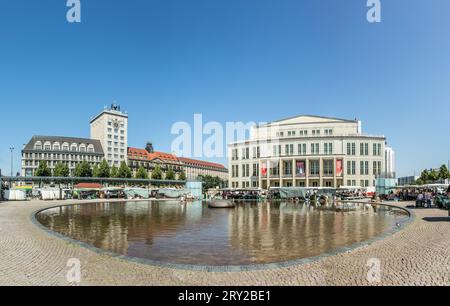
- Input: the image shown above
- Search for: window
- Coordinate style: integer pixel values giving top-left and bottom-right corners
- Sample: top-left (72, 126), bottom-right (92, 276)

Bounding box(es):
top-left (324, 143), bottom-right (333, 155)
top-left (323, 160), bottom-right (333, 176)
top-left (347, 160), bottom-right (356, 175)
top-left (232, 149), bottom-right (238, 161)
top-left (310, 160), bottom-right (320, 176)
top-left (270, 162), bottom-right (280, 176)
top-left (325, 129), bottom-right (333, 136)
top-left (298, 143), bottom-right (306, 155)
top-left (252, 163), bottom-right (259, 177)
top-left (373, 143), bottom-right (382, 156)
top-left (347, 143), bottom-right (356, 155)
top-left (283, 160), bottom-right (293, 176)
top-left (300, 130), bottom-right (308, 136)
top-left (360, 161), bottom-right (369, 175)
top-left (285, 144), bottom-right (294, 156)
top-left (311, 143), bottom-right (320, 155)
top-left (373, 161), bottom-right (382, 176)
top-left (360, 143), bottom-right (369, 156)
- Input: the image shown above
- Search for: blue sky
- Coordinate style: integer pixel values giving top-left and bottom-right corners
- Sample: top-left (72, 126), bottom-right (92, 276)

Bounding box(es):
top-left (1, 0), bottom-right (450, 177)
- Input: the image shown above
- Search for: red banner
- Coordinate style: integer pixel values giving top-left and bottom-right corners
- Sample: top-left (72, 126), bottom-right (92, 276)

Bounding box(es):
top-left (296, 161), bottom-right (305, 177)
top-left (336, 159), bottom-right (343, 176)
top-left (261, 162), bottom-right (267, 176)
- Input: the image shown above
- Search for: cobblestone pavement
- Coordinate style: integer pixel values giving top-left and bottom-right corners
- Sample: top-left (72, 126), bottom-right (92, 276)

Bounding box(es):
top-left (0, 199), bottom-right (449, 286)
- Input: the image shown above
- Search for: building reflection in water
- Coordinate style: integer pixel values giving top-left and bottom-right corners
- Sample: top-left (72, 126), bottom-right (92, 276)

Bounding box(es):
top-left (37, 201), bottom-right (407, 265)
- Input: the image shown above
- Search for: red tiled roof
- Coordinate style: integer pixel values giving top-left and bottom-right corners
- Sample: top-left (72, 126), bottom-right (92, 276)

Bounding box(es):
top-left (127, 147), bottom-right (226, 169)
top-left (150, 151), bottom-right (179, 162)
top-left (128, 148), bottom-right (179, 163)
top-left (178, 157), bottom-right (226, 169)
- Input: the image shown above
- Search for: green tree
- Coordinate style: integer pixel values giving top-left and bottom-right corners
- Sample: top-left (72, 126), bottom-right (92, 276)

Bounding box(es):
top-left (178, 170), bottom-right (187, 181)
top-left (135, 166), bottom-right (149, 179)
top-left (97, 159), bottom-right (111, 178)
top-left (118, 161), bottom-right (132, 178)
top-left (415, 178), bottom-right (424, 185)
top-left (35, 161), bottom-right (52, 177)
top-left (438, 164), bottom-right (450, 180)
top-left (420, 169), bottom-right (430, 183)
top-left (74, 161), bottom-right (92, 177)
top-left (429, 169), bottom-right (439, 182)
top-left (151, 165), bottom-right (163, 180)
top-left (53, 162), bottom-right (69, 177)
top-left (92, 164), bottom-right (100, 177)
top-left (166, 168), bottom-right (176, 180)
top-left (198, 175), bottom-right (225, 193)
top-left (110, 165), bottom-right (119, 178)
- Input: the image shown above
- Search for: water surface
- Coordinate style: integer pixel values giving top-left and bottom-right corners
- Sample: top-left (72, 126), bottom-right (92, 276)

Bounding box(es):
top-left (36, 201), bottom-right (408, 266)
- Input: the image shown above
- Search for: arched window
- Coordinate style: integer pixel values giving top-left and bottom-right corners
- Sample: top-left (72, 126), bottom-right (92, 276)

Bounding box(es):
top-left (71, 143), bottom-right (78, 152)
top-left (62, 142), bottom-right (69, 151)
top-left (53, 142), bottom-right (60, 151)
top-left (34, 141), bottom-right (42, 150)
top-left (43, 141), bottom-right (51, 150)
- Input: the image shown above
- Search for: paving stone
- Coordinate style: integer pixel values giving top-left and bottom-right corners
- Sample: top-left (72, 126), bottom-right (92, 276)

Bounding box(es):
top-left (0, 199), bottom-right (449, 286)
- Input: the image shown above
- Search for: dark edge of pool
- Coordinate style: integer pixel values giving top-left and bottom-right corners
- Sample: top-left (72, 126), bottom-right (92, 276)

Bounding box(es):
top-left (31, 201), bottom-right (415, 273)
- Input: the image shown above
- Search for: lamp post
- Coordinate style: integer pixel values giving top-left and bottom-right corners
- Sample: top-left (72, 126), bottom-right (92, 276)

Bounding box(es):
top-left (9, 146), bottom-right (14, 177)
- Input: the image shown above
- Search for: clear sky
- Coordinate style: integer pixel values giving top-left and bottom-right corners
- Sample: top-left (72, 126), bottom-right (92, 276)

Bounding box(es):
top-left (1, 0), bottom-right (450, 177)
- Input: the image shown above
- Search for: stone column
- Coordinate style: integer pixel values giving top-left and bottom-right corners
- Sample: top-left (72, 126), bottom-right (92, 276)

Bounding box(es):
top-left (279, 158), bottom-right (282, 187)
top-left (305, 158), bottom-right (309, 187)
top-left (292, 158), bottom-right (295, 186)
top-left (333, 157), bottom-right (337, 188)
top-left (319, 157), bottom-right (323, 187)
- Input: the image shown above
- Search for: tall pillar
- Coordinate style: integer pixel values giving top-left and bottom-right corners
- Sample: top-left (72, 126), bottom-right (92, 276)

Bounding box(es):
top-left (333, 157), bottom-right (337, 188)
top-left (305, 158), bottom-right (309, 187)
top-left (279, 158), bottom-right (282, 187)
top-left (259, 160), bottom-right (262, 189)
top-left (319, 157), bottom-right (323, 187)
top-left (292, 158), bottom-right (295, 186)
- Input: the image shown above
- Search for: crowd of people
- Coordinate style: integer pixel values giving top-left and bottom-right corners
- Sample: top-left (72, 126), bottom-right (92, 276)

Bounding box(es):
top-left (384, 185), bottom-right (450, 209)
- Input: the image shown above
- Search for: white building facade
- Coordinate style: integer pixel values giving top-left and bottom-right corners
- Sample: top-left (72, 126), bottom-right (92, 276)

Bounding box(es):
top-left (384, 147), bottom-right (396, 178)
top-left (178, 157), bottom-right (229, 181)
top-left (21, 136), bottom-right (104, 177)
top-left (228, 115), bottom-right (393, 189)
top-left (90, 104), bottom-right (128, 167)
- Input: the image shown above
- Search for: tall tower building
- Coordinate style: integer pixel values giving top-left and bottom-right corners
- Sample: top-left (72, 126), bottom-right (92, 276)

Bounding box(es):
top-left (384, 146), bottom-right (396, 178)
top-left (90, 104), bottom-right (128, 166)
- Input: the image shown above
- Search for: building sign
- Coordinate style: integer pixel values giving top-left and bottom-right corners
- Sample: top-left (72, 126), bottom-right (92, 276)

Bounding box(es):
top-left (336, 159), bottom-right (343, 177)
top-left (296, 161), bottom-right (305, 177)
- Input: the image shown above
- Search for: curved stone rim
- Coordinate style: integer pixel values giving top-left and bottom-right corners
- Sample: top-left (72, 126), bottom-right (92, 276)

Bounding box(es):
top-left (31, 200), bottom-right (415, 273)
